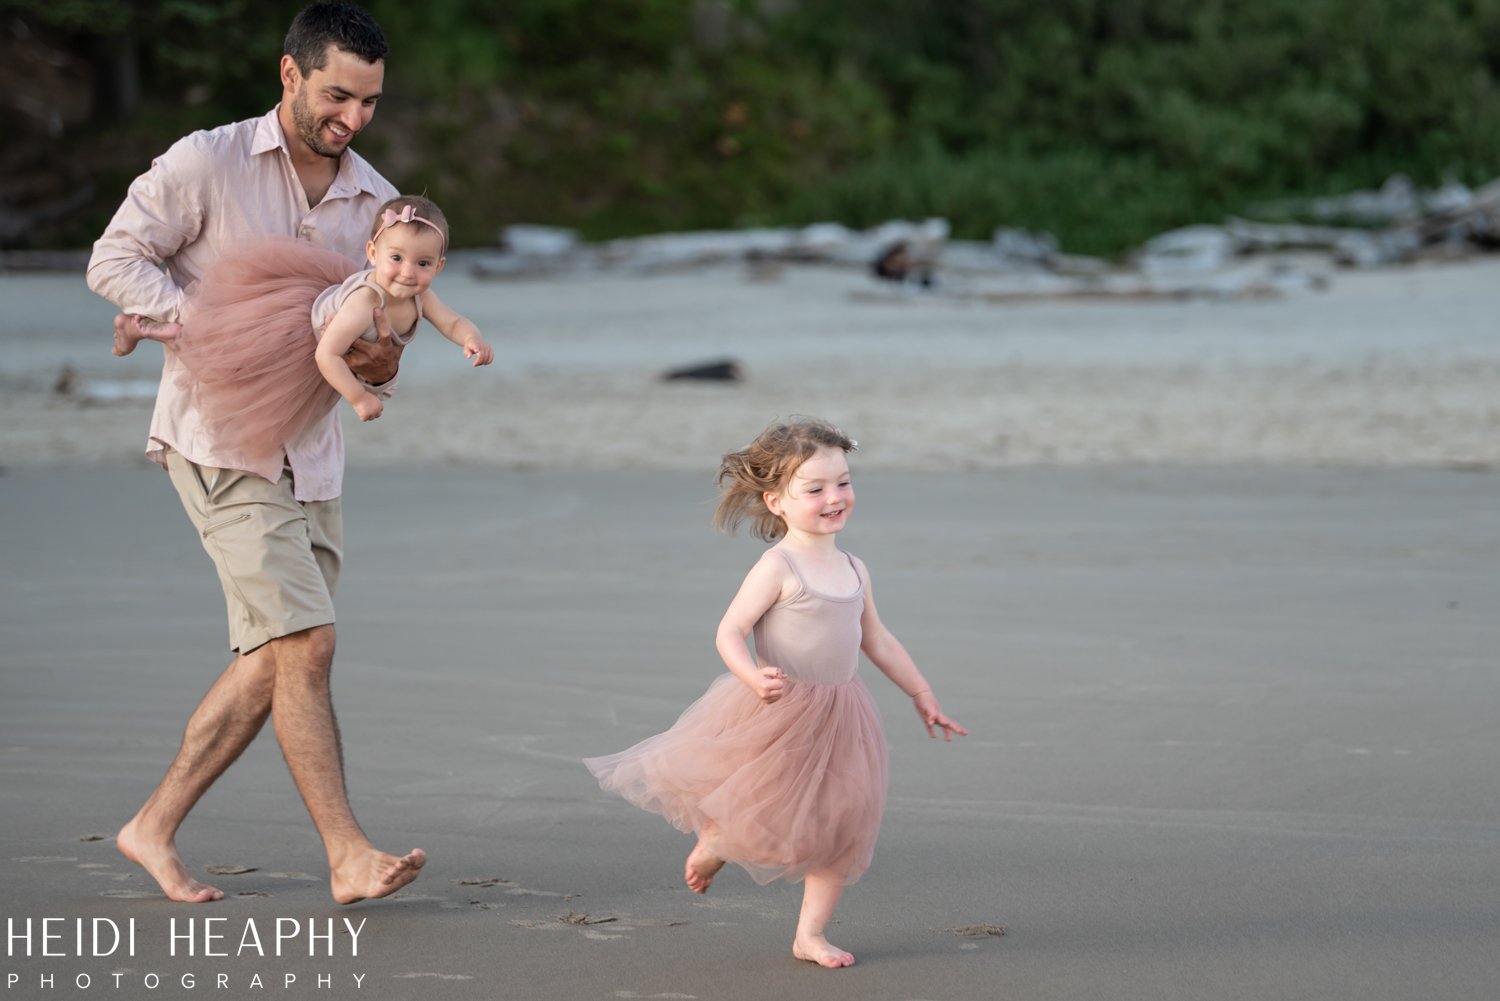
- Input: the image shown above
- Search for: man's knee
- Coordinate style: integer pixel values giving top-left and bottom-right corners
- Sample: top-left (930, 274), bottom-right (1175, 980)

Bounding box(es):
top-left (269, 624), bottom-right (337, 678)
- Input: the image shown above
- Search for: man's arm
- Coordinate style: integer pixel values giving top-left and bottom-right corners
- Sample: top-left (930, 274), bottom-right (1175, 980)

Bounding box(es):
top-left (86, 138), bottom-right (208, 321)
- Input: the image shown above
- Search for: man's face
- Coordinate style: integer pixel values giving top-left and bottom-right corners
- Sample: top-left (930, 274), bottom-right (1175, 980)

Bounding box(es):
top-left (285, 45), bottom-right (384, 159)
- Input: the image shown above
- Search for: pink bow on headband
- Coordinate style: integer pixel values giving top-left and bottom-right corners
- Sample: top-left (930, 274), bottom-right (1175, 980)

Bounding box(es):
top-left (373, 204), bottom-right (445, 247)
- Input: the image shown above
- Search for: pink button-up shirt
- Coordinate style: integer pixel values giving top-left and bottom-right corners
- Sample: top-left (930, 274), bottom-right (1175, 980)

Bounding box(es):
top-left (87, 107), bottom-right (398, 501)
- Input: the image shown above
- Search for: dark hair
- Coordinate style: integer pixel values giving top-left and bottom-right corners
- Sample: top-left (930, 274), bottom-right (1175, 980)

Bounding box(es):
top-left (715, 418), bottom-right (858, 542)
top-left (284, 2), bottom-right (388, 76)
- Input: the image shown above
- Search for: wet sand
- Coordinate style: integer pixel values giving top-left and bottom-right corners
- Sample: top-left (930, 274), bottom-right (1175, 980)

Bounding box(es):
top-left (3, 463), bottom-right (1498, 1000)
top-left (3, 256), bottom-right (1499, 998)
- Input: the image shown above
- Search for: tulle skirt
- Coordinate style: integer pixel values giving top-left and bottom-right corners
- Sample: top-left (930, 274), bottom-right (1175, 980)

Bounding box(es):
top-left (171, 238), bottom-right (361, 478)
top-left (584, 672), bottom-right (888, 886)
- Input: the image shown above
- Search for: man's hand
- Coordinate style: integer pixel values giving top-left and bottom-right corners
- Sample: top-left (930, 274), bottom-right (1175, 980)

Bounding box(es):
top-left (344, 306), bottom-right (404, 385)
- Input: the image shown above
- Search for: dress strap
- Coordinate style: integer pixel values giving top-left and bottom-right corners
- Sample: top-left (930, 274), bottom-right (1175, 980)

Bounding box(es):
top-left (354, 273), bottom-right (388, 309)
top-left (768, 547), bottom-right (807, 591)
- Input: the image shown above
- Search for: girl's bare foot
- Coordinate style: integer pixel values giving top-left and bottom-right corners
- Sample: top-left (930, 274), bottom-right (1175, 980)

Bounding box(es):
top-left (684, 840), bottom-right (725, 893)
top-left (116, 818), bottom-right (223, 903)
top-left (330, 847), bottom-right (426, 905)
top-left (793, 933), bottom-right (855, 968)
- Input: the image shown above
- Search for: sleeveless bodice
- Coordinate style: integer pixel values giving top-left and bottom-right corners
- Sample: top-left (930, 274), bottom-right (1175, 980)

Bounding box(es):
top-left (310, 268), bottom-right (422, 344)
top-left (752, 549), bottom-right (864, 685)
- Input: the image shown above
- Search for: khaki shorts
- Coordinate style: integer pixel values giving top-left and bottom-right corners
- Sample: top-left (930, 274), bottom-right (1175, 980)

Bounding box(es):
top-left (166, 450), bottom-right (342, 654)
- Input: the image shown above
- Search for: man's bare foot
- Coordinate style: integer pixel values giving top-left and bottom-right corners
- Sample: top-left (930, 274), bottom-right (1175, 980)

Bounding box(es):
top-left (112, 315), bottom-right (180, 357)
top-left (330, 848), bottom-right (426, 905)
top-left (793, 934), bottom-right (855, 969)
top-left (685, 840), bottom-right (725, 894)
top-left (116, 818), bottom-right (223, 903)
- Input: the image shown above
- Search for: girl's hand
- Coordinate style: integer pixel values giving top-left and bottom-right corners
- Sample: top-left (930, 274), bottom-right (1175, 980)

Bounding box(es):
top-left (751, 667), bottom-right (788, 704)
top-left (352, 393), bottom-right (383, 422)
top-left (464, 336), bottom-right (494, 367)
top-left (912, 691), bottom-right (967, 741)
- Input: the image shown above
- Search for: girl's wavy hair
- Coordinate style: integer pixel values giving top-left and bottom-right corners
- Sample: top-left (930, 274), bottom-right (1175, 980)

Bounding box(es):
top-left (714, 418), bottom-right (857, 542)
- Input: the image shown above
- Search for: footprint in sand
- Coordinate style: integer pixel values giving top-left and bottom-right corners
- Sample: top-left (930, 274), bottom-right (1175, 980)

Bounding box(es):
top-left (947, 923), bottom-right (1005, 938)
top-left (947, 923), bottom-right (1005, 948)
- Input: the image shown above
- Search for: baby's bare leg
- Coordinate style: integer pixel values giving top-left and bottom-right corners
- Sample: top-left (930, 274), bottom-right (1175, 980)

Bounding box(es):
top-left (793, 872), bottom-right (855, 968)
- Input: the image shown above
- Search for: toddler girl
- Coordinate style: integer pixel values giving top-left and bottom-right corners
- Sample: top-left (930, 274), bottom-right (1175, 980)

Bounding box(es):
top-left (585, 418), bottom-right (966, 969)
top-left (114, 194), bottom-right (491, 481)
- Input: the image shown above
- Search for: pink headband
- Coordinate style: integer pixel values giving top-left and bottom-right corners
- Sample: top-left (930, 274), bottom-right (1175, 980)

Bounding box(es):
top-left (372, 204), bottom-right (445, 250)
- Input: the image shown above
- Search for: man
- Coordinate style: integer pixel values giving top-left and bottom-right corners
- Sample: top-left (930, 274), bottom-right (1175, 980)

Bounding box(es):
top-left (86, 1), bottom-right (424, 904)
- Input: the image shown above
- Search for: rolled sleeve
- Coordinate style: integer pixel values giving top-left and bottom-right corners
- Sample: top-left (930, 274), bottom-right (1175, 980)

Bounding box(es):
top-left (86, 139), bottom-right (210, 322)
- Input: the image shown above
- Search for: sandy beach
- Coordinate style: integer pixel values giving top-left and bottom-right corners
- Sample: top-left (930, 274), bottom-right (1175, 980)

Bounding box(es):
top-left (3, 258), bottom-right (1499, 999)
top-left (3, 254), bottom-right (1499, 471)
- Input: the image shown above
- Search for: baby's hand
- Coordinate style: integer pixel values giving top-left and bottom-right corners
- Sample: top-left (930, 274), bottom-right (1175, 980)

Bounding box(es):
top-left (913, 691), bottom-right (967, 742)
top-left (463, 336), bottom-right (494, 367)
top-left (753, 667), bottom-right (788, 704)
top-left (352, 393), bottom-right (383, 422)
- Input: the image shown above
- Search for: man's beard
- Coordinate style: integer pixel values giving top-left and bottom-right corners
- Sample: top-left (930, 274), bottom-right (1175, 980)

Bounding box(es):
top-left (291, 88), bottom-right (347, 159)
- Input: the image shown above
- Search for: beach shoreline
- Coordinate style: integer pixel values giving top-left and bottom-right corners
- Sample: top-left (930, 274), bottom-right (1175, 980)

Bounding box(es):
top-left (4, 254), bottom-right (1498, 473)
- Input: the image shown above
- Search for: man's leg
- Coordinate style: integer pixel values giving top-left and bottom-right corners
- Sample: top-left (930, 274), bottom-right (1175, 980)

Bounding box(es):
top-left (116, 645), bottom-right (276, 902)
top-left (263, 624), bottom-right (424, 903)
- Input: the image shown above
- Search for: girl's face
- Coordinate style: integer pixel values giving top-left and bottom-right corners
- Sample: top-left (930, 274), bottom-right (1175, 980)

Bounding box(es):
top-left (765, 446), bottom-right (854, 540)
top-left (366, 224), bottom-right (446, 300)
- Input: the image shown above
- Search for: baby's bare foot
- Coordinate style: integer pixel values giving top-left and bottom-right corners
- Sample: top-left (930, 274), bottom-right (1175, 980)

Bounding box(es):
top-left (112, 316), bottom-right (181, 357)
top-left (684, 840), bottom-right (725, 894)
top-left (116, 818), bottom-right (223, 903)
top-left (111, 315), bottom-right (145, 357)
top-left (331, 848), bottom-right (426, 905)
top-left (793, 933), bottom-right (855, 969)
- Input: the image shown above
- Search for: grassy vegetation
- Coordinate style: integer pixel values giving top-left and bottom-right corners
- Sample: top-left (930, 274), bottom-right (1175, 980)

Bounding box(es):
top-left (14, 0), bottom-right (1500, 254)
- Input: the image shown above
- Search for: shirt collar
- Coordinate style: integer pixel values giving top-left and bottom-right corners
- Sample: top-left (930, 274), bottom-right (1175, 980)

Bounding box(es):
top-left (250, 106), bottom-right (385, 200)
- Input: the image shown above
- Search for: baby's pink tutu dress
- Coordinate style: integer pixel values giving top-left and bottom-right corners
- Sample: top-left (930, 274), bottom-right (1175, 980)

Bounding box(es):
top-left (169, 237), bottom-right (418, 481)
top-left (585, 549), bottom-right (888, 886)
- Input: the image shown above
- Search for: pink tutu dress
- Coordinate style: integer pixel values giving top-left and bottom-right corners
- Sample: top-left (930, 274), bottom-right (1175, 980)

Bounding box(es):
top-left (585, 549), bottom-right (888, 886)
top-left (169, 237), bottom-right (420, 481)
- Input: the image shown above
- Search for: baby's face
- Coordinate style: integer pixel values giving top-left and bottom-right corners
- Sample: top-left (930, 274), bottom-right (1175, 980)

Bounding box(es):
top-left (366, 225), bottom-right (446, 300)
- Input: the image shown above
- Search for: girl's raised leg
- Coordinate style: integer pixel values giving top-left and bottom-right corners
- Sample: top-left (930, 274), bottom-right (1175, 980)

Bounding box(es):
top-left (685, 838), bottom-right (725, 893)
top-left (793, 872), bottom-right (855, 968)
